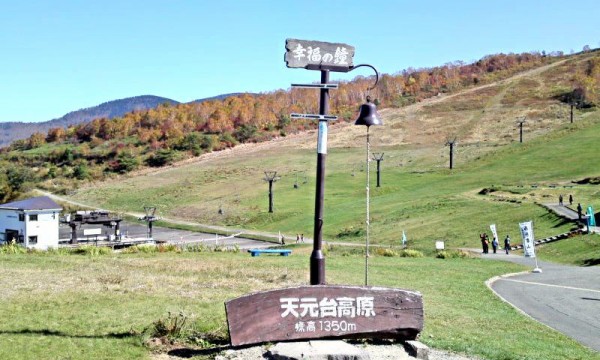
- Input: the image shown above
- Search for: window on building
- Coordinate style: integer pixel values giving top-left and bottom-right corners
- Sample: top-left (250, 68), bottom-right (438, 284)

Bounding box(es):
top-left (19, 214), bottom-right (25, 222)
top-left (29, 214), bottom-right (38, 221)
top-left (28, 236), bottom-right (38, 244)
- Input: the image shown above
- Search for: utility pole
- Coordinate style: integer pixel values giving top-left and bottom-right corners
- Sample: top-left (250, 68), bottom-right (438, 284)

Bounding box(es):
top-left (569, 99), bottom-right (578, 123)
top-left (445, 138), bottom-right (457, 169)
top-left (140, 206), bottom-right (159, 239)
top-left (263, 171), bottom-right (280, 213)
top-left (516, 117), bottom-right (525, 143)
top-left (372, 153), bottom-right (384, 187)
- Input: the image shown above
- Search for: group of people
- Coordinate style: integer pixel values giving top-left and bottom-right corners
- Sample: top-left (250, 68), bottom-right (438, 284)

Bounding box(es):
top-left (558, 194), bottom-right (574, 206)
top-left (559, 195), bottom-right (585, 222)
top-left (480, 233), bottom-right (511, 254)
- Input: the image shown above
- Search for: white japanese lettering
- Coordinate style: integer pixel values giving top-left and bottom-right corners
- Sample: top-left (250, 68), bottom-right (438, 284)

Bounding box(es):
top-left (280, 298), bottom-right (300, 318)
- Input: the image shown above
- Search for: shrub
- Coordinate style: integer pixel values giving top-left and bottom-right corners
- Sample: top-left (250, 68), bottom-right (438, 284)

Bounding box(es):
top-left (148, 311), bottom-right (189, 339)
top-left (145, 149), bottom-right (177, 167)
top-left (122, 244), bottom-right (158, 254)
top-left (183, 244), bottom-right (210, 253)
top-left (157, 243), bottom-right (180, 253)
top-left (373, 248), bottom-right (398, 257)
top-left (0, 243), bottom-right (27, 254)
top-left (336, 226), bottom-right (365, 238)
top-left (399, 249), bottom-right (424, 258)
top-left (73, 245), bottom-right (112, 256)
top-left (436, 250), bottom-right (472, 259)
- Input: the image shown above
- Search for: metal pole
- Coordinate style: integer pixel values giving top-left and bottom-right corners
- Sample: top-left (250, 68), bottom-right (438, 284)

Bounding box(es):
top-left (570, 103), bottom-right (574, 123)
top-left (376, 159), bottom-right (381, 188)
top-left (449, 143), bottom-right (454, 169)
top-left (311, 70), bottom-right (329, 285)
top-left (365, 127), bottom-right (371, 286)
top-left (70, 223), bottom-right (78, 244)
top-left (519, 122), bottom-right (523, 143)
top-left (268, 180), bottom-right (274, 213)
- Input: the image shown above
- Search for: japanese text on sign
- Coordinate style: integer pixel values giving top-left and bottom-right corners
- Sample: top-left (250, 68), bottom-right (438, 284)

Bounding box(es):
top-left (280, 296), bottom-right (375, 319)
top-left (285, 39), bottom-right (355, 72)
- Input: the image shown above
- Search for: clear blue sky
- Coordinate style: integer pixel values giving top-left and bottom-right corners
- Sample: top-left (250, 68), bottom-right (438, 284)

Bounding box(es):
top-left (1, 0), bottom-right (599, 123)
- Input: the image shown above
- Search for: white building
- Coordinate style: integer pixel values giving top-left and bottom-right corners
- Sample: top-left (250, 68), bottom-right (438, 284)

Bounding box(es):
top-left (0, 196), bottom-right (62, 250)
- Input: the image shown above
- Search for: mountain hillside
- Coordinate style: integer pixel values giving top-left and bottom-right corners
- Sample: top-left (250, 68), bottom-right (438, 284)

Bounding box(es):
top-left (0, 95), bottom-right (179, 147)
top-left (1, 50), bottom-right (598, 206)
top-left (65, 50), bottom-right (600, 249)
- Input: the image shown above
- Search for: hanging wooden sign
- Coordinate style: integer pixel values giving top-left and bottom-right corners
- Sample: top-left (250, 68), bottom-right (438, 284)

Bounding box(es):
top-left (225, 285), bottom-right (423, 346)
top-left (285, 39), bottom-right (355, 72)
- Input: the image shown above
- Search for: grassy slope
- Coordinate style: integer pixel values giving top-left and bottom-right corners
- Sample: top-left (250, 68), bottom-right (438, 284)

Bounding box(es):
top-left (68, 113), bottom-right (600, 253)
top-left (1, 250), bottom-right (599, 360)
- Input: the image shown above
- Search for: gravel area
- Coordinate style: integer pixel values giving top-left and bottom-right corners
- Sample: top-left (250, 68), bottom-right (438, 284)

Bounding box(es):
top-left (152, 342), bottom-right (484, 360)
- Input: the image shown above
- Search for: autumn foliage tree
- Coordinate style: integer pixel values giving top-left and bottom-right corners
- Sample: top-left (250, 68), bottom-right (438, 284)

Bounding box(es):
top-left (0, 50), bottom-right (576, 201)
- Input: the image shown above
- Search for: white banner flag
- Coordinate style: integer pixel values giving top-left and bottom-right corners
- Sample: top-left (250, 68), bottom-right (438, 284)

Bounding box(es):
top-left (490, 224), bottom-right (498, 242)
top-left (519, 221), bottom-right (535, 258)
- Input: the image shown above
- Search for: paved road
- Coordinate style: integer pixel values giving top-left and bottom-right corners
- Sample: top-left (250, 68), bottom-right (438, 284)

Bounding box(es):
top-left (484, 253), bottom-right (600, 352)
top-left (58, 221), bottom-right (276, 250)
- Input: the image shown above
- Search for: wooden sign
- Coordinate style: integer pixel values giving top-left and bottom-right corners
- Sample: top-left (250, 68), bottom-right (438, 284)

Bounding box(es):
top-left (225, 285), bottom-right (423, 346)
top-left (285, 39), bottom-right (355, 72)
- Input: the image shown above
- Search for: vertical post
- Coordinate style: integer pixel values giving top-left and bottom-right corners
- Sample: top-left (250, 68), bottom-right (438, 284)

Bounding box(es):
top-left (311, 70), bottom-right (329, 285)
top-left (449, 143), bottom-right (454, 169)
top-left (372, 153), bottom-right (384, 187)
top-left (376, 159), bottom-right (381, 188)
top-left (70, 223), bottom-right (78, 244)
top-left (519, 122), bottom-right (523, 143)
top-left (570, 102), bottom-right (574, 123)
top-left (268, 180), bottom-right (274, 213)
top-left (263, 171), bottom-right (279, 213)
top-left (365, 127), bottom-right (371, 286)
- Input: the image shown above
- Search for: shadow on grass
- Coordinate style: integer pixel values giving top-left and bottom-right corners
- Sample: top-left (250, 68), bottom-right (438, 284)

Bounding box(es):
top-left (582, 258), bottom-right (600, 266)
top-left (0, 328), bottom-right (136, 339)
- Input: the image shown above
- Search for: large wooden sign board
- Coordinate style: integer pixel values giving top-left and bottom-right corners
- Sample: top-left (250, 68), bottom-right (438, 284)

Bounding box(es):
top-left (225, 285), bottom-right (423, 346)
top-left (285, 39), bottom-right (355, 72)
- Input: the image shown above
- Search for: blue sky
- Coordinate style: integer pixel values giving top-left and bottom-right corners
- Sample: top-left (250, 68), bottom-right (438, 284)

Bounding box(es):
top-left (1, 0), bottom-right (599, 123)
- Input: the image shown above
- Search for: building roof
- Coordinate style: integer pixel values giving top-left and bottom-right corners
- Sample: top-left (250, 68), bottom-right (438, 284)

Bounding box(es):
top-left (0, 196), bottom-right (62, 211)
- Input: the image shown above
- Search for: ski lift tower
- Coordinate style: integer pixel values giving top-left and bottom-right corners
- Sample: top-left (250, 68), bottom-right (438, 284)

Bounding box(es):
top-left (139, 206), bottom-right (160, 239)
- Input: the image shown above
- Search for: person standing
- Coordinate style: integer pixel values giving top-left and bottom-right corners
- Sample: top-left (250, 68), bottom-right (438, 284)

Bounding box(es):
top-left (480, 233), bottom-right (486, 253)
top-left (569, 194), bottom-right (573, 205)
top-left (559, 194), bottom-right (564, 206)
top-left (483, 233), bottom-right (490, 254)
top-left (492, 237), bottom-right (498, 254)
top-left (504, 235), bottom-right (511, 254)
top-left (577, 203), bottom-right (583, 222)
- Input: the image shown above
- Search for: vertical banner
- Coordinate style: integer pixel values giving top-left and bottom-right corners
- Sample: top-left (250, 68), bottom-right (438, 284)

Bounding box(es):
top-left (317, 121), bottom-right (328, 154)
top-left (519, 221), bottom-right (535, 258)
top-left (489, 224), bottom-right (498, 242)
top-left (587, 206), bottom-right (596, 227)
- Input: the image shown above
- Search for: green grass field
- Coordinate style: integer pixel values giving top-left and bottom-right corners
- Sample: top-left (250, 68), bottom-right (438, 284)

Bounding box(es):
top-left (1, 249), bottom-right (598, 360)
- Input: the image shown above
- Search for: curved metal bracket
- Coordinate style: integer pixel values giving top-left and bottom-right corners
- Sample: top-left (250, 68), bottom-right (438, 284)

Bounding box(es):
top-left (349, 64), bottom-right (379, 91)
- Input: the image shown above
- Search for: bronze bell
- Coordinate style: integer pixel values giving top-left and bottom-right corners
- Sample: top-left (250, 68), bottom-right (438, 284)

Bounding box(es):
top-left (354, 96), bottom-right (383, 127)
